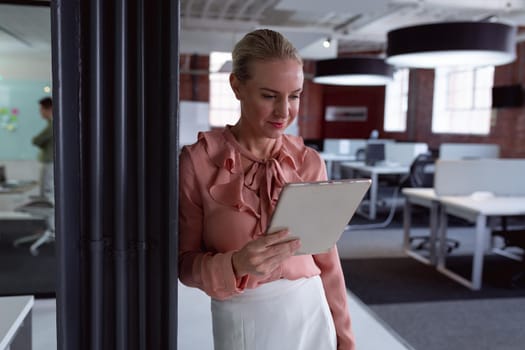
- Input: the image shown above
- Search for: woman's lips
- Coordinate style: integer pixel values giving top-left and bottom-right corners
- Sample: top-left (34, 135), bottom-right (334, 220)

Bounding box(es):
top-left (269, 121), bottom-right (285, 129)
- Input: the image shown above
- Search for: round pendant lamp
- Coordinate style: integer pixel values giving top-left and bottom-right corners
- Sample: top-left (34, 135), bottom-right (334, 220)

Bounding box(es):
top-left (313, 57), bottom-right (394, 86)
top-left (386, 21), bottom-right (516, 68)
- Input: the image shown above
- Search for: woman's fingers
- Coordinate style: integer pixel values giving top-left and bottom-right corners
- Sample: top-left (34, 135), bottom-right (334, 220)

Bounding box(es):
top-left (247, 239), bottom-right (301, 275)
top-left (263, 229), bottom-right (291, 247)
top-left (232, 231), bottom-right (301, 277)
top-left (259, 239), bottom-right (301, 273)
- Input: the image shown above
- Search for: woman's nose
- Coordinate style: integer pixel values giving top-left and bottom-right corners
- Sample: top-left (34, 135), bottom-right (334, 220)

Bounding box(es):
top-left (274, 99), bottom-right (288, 118)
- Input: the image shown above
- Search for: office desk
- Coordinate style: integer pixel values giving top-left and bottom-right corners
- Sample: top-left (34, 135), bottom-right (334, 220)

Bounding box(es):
top-left (0, 181), bottom-right (37, 195)
top-left (0, 295), bottom-right (34, 350)
top-left (319, 153), bottom-right (356, 179)
top-left (437, 196), bottom-right (525, 291)
top-left (0, 181), bottom-right (39, 212)
top-left (402, 188), bottom-right (440, 265)
top-left (341, 162), bottom-right (409, 219)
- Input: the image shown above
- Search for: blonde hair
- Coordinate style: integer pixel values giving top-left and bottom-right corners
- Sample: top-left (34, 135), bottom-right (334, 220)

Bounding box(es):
top-left (232, 29), bottom-right (303, 82)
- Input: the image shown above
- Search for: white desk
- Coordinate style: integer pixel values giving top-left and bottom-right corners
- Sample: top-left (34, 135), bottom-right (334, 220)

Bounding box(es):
top-left (437, 196), bottom-right (525, 291)
top-left (0, 295), bottom-right (34, 350)
top-left (341, 162), bottom-right (409, 220)
top-left (319, 153), bottom-right (357, 179)
top-left (402, 190), bottom-right (525, 290)
top-left (0, 181), bottom-right (38, 195)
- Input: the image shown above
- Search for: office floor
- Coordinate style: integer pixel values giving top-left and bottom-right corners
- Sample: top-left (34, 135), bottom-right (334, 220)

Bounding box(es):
top-left (33, 298), bottom-right (56, 350)
top-left (32, 286), bottom-right (412, 350)
top-left (32, 228), bottom-right (416, 350)
top-left (31, 224), bottom-right (519, 349)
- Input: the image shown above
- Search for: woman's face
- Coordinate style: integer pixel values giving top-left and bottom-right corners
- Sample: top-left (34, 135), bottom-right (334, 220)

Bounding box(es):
top-left (231, 58), bottom-right (304, 140)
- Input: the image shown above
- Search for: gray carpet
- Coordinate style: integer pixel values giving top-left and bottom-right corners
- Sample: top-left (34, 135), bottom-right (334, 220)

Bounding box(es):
top-left (0, 228), bottom-right (55, 298)
top-left (341, 224), bottom-right (525, 350)
top-left (370, 298), bottom-right (525, 350)
top-left (342, 255), bottom-right (525, 304)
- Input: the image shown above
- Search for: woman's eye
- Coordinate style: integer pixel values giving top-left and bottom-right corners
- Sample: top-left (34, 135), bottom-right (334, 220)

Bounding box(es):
top-left (289, 95), bottom-right (300, 100)
top-left (262, 94), bottom-right (276, 99)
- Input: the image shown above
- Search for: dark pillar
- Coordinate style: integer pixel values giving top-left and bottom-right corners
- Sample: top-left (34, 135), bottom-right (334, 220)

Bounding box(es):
top-left (51, 0), bottom-right (179, 349)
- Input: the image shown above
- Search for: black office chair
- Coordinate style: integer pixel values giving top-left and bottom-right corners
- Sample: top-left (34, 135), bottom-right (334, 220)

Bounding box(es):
top-left (401, 152), bottom-right (460, 253)
top-left (492, 217), bottom-right (525, 287)
top-left (355, 147), bottom-right (365, 161)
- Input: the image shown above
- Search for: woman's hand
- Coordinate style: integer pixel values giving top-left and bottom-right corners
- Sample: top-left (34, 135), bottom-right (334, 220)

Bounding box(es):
top-left (231, 230), bottom-right (301, 278)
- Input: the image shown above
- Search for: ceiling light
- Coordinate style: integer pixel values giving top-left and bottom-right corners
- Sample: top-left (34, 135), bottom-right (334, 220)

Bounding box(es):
top-left (313, 57), bottom-right (394, 86)
top-left (323, 38), bottom-right (331, 48)
top-left (386, 21), bottom-right (517, 68)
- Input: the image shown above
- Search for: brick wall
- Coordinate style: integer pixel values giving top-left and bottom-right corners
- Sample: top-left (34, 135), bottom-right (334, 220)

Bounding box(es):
top-left (299, 59), bottom-right (386, 140)
top-left (180, 49), bottom-right (525, 158)
top-left (384, 41), bottom-right (525, 157)
top-left (180, 54), bottom-right (209, 102)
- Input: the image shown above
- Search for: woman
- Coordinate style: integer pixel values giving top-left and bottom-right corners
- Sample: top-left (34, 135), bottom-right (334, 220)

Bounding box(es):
top-left (179, 29), bottom-right (355, 350)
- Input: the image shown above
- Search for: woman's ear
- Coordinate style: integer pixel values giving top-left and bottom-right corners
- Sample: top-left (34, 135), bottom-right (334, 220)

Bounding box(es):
top-left (230, 73), bottom-right (242, 100)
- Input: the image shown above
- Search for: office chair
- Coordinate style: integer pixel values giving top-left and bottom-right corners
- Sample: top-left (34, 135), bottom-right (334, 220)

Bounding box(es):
top-left (355, 147), bottom-right (366, 161)
top-left (492, 217), bottom-right (525, 287)
top-left (347, 152), bottom-right (434, 230)
top-left (401, 152), bottom-right (460, 253)
top-left (13, 198), bottom-right (55, 256)
top-left (347, 152), bottom-right (460, 256)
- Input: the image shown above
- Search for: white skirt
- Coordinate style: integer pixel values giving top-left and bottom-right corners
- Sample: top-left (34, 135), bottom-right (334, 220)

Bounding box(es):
top-left (211, 275), bottom-right (337, 350)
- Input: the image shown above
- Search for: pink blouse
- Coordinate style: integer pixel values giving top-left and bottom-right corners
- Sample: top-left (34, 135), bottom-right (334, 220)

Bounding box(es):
top-left (179, 127), bottom-right (355, 350)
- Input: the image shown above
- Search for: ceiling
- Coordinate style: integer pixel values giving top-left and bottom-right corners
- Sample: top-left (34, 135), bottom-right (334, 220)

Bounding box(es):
top-left (0, 3), bottom-right (51, 80)
top-left (181, 0), bottom-right (525, 58)
top-left (2, 0), bottom-right (525, 80)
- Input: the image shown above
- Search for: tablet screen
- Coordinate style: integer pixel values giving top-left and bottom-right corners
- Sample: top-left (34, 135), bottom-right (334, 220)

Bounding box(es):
top-left (267, 179), bottom-right (371, 255)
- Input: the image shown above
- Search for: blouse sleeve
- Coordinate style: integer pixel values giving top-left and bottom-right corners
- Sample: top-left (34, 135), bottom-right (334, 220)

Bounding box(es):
top-left (303, 147), bottom-right (356, 350)
top-left (178, 148), bottom-right (247, 300)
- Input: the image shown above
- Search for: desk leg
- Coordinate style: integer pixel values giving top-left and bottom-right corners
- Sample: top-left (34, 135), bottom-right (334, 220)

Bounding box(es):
top-left (369, 173), bottom-right (378, 220)
top-left (403, 199), bottom-right (411, 251)
top-left (325, 160), bottom-right (333, 179)
top-left (437, 208), bottom-right (448, 268)
top-left (471, 214), bottom-right (487, 290)
top-left (428, 201), bottom-right (439, 265)
top-left (404, 198), bottom-right (436, 265)
top-left (437, 209), bottom-right (486, 291)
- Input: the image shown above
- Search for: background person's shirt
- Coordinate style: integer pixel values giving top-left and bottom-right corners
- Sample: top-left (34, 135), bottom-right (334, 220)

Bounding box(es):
top-left (32, 119), bottom-right (53, 163)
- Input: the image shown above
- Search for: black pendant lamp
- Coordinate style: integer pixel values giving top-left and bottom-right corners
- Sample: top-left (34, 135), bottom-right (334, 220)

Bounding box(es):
top-left (386, 21), bottom-right (517, 68)
top-left (313, 57), bottom-right (394, 86)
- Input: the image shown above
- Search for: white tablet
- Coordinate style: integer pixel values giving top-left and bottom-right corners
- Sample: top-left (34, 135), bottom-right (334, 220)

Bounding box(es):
top-left (266, 179), bottom-right (371, 255)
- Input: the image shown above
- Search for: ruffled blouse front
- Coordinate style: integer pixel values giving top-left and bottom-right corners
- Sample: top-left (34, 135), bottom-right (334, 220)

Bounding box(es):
top-left (207, 127), bottom-right (306, 239)
top-left (178, 127), bottom-right (355, 349)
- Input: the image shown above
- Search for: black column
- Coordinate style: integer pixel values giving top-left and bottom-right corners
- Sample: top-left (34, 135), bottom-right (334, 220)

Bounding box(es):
top-left (51, 0), bottom-right (179, 349)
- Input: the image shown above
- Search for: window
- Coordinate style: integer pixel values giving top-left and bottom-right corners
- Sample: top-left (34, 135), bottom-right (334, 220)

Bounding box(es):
top-left (432, 66), bottom-right (494, 135)
top-left (384, 68), bottom-right (409, 132)
top-left (209, 52), bottom-right (240, 127)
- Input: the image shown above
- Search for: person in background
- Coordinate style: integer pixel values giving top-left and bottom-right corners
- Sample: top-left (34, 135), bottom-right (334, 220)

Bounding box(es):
top-left (179, 29), bottom-right (355, 350)
top-left (32, 97), bottom-right (54, 203)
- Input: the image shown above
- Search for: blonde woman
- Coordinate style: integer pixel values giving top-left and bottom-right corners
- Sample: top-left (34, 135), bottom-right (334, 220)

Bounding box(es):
top-left (179, 29), bottom-right (355, 350)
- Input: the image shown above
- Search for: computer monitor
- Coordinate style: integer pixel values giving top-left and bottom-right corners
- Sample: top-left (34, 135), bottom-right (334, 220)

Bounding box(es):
top-left (304, 139), bottom-right (323, 152)
top-left (0, 165), bottom-right (5, 184)
top-left (365, 142), bottom-right (385, 166)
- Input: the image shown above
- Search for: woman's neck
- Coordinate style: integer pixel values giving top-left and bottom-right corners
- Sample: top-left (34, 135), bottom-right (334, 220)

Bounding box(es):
top-left (230, 124), bottom-right (276, 160)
